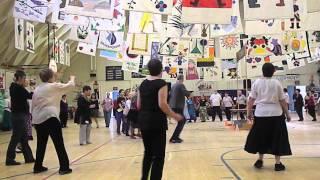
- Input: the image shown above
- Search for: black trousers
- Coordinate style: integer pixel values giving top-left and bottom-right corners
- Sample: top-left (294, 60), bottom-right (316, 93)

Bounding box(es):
top-left (212, 106), bottom-right (222, 121)
top-left (225, 107), bottom-right (232, 121)
top-left (6, 113), bottom-right (34, 163)
top-left (308, 106), bottom-right (317, 120)
top-left (170, 108), bottom-right (186, 140)
top-left (239, 104), bottom-right (246, 120)
top-left (141, 129), bottom-right (166, 180)
top-left (295, 106), bottom-right (304, 120)
top-left (34, 117), bottom-right (70, 171)
top-left (60, 112), bottom-right (68, 127)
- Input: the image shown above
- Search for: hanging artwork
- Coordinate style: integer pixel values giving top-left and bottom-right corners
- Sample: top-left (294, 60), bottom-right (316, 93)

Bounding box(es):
top-left (128, 33), bottom-right (151, 55)
top-left (77, 42), bottom-right (96, 56)
top-left (15, 18), bottom-right (24, 51)
top-left (221, 59), bottom-right (239, 80)
top-left (209, 0), bottom-right (243, 38)
top-left (59, 40), bottom-right (65, 65)
top-left (198, 59), bottom-right (222, 81)
top-left (246, 35), bottom-right (284, 57)
top-left (244, 0), bottom-right (294, 20)
top-left (122, 59), bottom-right (140, 72)
top-left (282, 31), bottom-right (308, 54)
top-left (65, 44), bottom-right (71, 66)
top-left (308, 47), bottom-right (320, 63)
top-left (215, 35), bottom-right (241, 59)
top-left (13, 0), bottom-right (49, 23)
top-left (273, 60), bottom-right (287, 74)
top-left (151, 42), bottom-right (160, 60)
top-left (181, 0), bottom-right (233, 24)
top-left (100, 49), bottom-right (123, 62)
top-left (307, 0), bottom-right (320, 12)
top-left (162, 56), bottom-right (188, 68)
top-left (197, 40), bottom-right (215, 67)
top-left (245, 19), bottom-right (283, 36)
top-left (186, 59), bottom-right (199, 80)
top-left (25, 22), bottom-right (35, 53)
top-left (0, 69), bottom-right (5, 90)
top-left (54, 40), bottom-right (60, 63)
top-left (308, 31), bottom-right (320, 48)
top-left (65, 0), bottom-right (114, 19)
top-left (124, 0), bottom-right (173, 15)
top-left (69, 24), bottom-right (99, 44)
top-left (283, 0), bottom-right (308, 31)
top-left (189, 38), bottom-right (210, 58)
top-left (98, 31), bottom-right (124, 51)
top-left (286, 53), bottom-right (306, 69)
top-left (162, 58), bottom-right (179, 79)
top-left (159, 38), bottom-right (190, 56)
top-left (294, 50), bottom-right (311, 60)
top-left (128, 12), bottom-right (162, 34)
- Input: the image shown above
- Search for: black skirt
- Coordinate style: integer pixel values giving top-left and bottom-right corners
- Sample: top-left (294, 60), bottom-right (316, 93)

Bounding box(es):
top-left (244, 115), bottom-right (292, 156)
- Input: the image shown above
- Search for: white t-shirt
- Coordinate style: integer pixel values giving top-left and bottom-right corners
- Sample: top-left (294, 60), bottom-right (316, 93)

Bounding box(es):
top-left (284, 93), bottom-right (290, 104)
top-left (210, 93), bottom-right (222, 107)
top-left (223, 96), bottom-right (233, 107)
top-left (250, 78), bottom-right (285, 117)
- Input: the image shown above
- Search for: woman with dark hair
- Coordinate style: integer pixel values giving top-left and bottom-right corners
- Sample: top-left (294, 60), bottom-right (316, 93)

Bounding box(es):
top-left (245, 63), bottom-right (292, 172)
top-left (60, 95), bottom-right (69, 128)
top-left (138, 59), bottom-right (182, 180)
top-left (32, 68), bottom-right (75, 175)
top-left (115, 89), bottom-right (125, 135)
top-left (78, 86), bottom-right (93, 145)
top-left (90, 93), bottom-right (100, 128)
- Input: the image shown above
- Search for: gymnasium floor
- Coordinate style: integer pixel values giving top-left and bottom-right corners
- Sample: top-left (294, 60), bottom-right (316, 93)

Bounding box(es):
top-left (1, 113), bottom-right (320, 180)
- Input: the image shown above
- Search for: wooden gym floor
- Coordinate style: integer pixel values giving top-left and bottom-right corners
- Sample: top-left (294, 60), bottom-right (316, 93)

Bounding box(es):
top-left (1, 112), bottom-right (320, 180)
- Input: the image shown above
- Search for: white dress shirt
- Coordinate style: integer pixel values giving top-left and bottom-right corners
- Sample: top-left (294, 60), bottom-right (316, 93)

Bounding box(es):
top-left (223, 96), bottom-right (233, 107)
top-left (210, 93), bottom-right (222, 107)
top-left (32, 80), bottom-right (75, 124)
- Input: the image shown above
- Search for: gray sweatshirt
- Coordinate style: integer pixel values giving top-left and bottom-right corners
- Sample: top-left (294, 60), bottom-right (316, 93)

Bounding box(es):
top-left (169, 83), bottom-right (190, 110)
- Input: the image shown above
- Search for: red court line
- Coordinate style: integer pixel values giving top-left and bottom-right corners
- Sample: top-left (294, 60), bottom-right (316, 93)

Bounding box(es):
top-left (43, 139), bottom-right (113, 180)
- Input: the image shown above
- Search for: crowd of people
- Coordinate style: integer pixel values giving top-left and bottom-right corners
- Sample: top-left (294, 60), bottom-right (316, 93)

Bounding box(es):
top-left (1, 61), bottom-right (320, 179)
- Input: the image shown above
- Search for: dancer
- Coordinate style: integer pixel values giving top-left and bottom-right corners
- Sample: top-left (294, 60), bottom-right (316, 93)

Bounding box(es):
top-left (78, 86), bottom-right (93, 145)
top-left (237, 90), bottom-right (247, 120)
top-left (186, 95), bottom-right (197, 122)
top-left (102, 92), bottom-right (113, 128)
top-left (306, 91), bottom-right (317, 121)
top-left (210, 91), bottom-right (223, 122)
top-left (115, 91), bottom-right (125, 135)
top-left (5, 70), bottom-right (34, 166)
top-left (222, 92), bottom-right (234, 121)
top-left (138, 59), bottom-right (182, 180)
top-left (199, 95), bottom-right (209, 122)
top-left (60, 95), bottom-right (69, 128)
top-left (245, 63), bottom-right (292, 171)
top-left (90, 93), bottom-right (100, 128)
top-left (169, 74), bottom-right (191, 143)
top-left (32, 68), bottom-right (74, 175)
top-left (293, 89), bottom-right (304, 121)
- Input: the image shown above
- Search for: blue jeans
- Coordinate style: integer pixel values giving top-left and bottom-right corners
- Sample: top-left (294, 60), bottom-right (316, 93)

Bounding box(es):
top-left (115, 111), bottom-right (123, 134)
top-left (103, 111), bottom-right (111, 127)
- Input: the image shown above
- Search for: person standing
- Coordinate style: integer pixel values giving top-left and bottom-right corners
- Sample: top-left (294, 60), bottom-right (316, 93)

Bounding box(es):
top-left (222, 92), bottom-right (234, 121)
top-left (90, 93), bottom-right (100, 128)
top-left (283, 88), bottom-right (290, 108)
top-left (128, 91), bottom-right (139, 139)
top-left (102, 92), bottom-right (113, 128)
top-left (293, 89), bottom-right (304, 121)
top-left (2, 94), bottom-right (12, 131)
top-left (199, 95), bottom-right (209, 122)
top-left (210, 91), bottom-right (223, 122)
top-left (60, 95), bottom-right (69, 128)
top-left (186, 95), bottom-right (197, 122)
top-left (78, 86), bottom-right (93, 145)
top-left (237, 90), bottom-right (247, 120)
top-left (245, 63), bottom-right (292, 171)
top-left (137, 59), bottom-right (182, 180)
top-left (115, 92), bottom-right (125, 135)
top-left (169, 74), bottom-right (191, 143)
top-left (5, 70), bottom-right (34, 166)
top-left (306, 91), bottom-right (317, 121)
top-left (32, 69), bottom-right (74, 175)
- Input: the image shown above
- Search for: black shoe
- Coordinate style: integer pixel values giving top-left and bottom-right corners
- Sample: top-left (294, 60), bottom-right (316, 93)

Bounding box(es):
top-left (169, 139), bottom-right (182, 143)
top-left (177, 138), bottom-right (184, 142)
top-left (59, 168), bottom-right (72, 175)
top-left (298, 119), bottom-right (304, 121)
top-left (126, 133), bottom-right (130, 136)
top-left (34, 166), bottom-right (48, 173)
top-left (25, 159), bottom-right (35, 164)
top-left (6, 160), bottom-right (21, 166)
top-left (254, 160), bottom-right (263, 169)
top-left (275, 163), bottom-right (285, 171)
top-left (312, 119), bottom-right (317, 121)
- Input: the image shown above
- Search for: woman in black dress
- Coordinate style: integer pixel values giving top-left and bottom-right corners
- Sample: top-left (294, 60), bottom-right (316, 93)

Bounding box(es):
top-left (245, 63), bottom-right (292, 171)
top-left (90, 93), bottom-right (99, 128)
top-left (137, 59), bottom-right (182, 180)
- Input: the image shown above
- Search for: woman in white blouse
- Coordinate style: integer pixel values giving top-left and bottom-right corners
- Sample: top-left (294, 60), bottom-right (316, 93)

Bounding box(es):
top-left (32, 68), bottom-right (75, 175)
top-left (245, 63), bottom-right (292, 172)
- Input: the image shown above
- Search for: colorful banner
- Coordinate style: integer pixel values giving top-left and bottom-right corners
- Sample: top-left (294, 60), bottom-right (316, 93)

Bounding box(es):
top-left (98, 31), bottom-right (124, 51)
top-left (124, 0), bottom-right (173, 15)
top-left (65, 0), bottom-right (114, 19)
top-left (77, 42), bottom-right (97, 56)
top-left (13, 0), bottom-right (49, 23)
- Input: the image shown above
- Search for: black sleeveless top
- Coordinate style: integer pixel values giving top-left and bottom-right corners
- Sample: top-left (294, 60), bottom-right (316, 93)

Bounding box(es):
top-left (138, 79), bottom-right (168, 130)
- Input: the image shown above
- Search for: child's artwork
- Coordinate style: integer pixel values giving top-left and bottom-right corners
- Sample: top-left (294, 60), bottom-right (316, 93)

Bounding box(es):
top-left (244, 0), bottom-right (294, 20)
top-left (198, 59), bottom-right (222, 81)
top-left (308, 31), bottom-right (320, 48)
top-left (286, 53), bottom-right (306, 69)
top-left (13, 0), bottom-right (49, 23)
top-left (273, 60), bottom-right (287, 74)
top-left (162, 58), bottom-right (179, 79)
top-left (246, 35), bottom-right (284, 57)
top-left (65, 44), bottom-right (71, 66)
top-left (65, 0), bottom-right (114, 19)
top-left (100, 49), bottom-right (123, 62)
top-left (309, 47), bottom-right (320, 63)
top-left (15, 18), bottom-right (24, 51)
top-left (181, 0), bottom-right (233, 24)
top-left (98, 31), bottom-right (124, 51)
top-left (128, 33), bottom-right (151, 55)
top-left (283, 0), bottom-right (308, 31)
top-left (54, 40), bottom-right (60, 63)
top-left (245, 19), bottom-right (283, 36)
top-left (186, 59), bottom-right (199, 80)
top-left (221, 59), bottom-right (239, 80)
top-left (215, 35), bottom-right (241, 59)
top-left (189, 38), bottom-right (210, 58)
top-left (26, 22), bottom-right (35, 53)
top-left (209, 0), bottom-right (243, 38)
top-left (122, 59), bottom-right (140, 73)
top-left (246, 56), bottom-right (271, 71)
top-left (162, 56), bottom-right (188, 68)
top-left (59, 40), bottom-right (65, 65)
top-left (197, 40), bottom-right (215, 67)
top-left (124, 0), bottom-right (173, 14)
top-left (69, 25), bottom-right (99, 44)
top-left (128, 12), bottom-right (162, 34)
top-left (307, 0), bottom-right (320, 12)
top-left (159, 38), bottom-right (190, 56)
top-left (77, 42), bottom-right (97, 56)
top-left (294, 50), bottom-right (311, 60)
top-left (151, 42), bottom-right (160, 60)
top-left (282, 31), bottom-right (308, 54)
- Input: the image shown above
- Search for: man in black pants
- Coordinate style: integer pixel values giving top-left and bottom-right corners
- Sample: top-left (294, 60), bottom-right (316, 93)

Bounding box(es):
top-left (237, 90), bottom-right (247, 120)
top-left (210, 91), bottom-right (223, 121)
top-left (169, 75), bottom-right (190, 143)
top-left (293, 89), bottom-right (304, 121)
top-left (6, 70), bottom-right (34, 166)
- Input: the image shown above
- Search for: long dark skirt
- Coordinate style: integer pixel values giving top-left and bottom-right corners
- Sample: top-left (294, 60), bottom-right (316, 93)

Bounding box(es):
top-left (244, 115), bottom-right (292, 156)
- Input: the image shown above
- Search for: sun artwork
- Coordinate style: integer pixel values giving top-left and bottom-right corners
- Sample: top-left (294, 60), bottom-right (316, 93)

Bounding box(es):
top-left (221, 35), bottom-right (239, 50)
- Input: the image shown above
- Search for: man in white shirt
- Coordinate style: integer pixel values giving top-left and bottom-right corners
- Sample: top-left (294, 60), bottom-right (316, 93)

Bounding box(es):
top-left (237, 90), bottom-right (247, 120)
top-left (210, 91), bottom-right (223, 121)
top-left (283, 88), bottom-right (290, 109)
